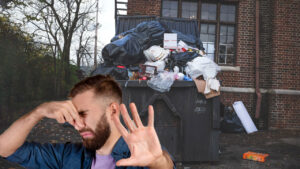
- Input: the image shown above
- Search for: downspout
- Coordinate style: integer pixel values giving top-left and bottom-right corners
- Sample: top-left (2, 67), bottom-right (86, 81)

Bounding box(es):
top-left (255, 0), bottom-right (262, 119)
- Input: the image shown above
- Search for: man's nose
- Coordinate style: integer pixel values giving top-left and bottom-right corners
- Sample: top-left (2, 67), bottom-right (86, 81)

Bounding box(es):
top-left (74, 119), bottom-right (86, 131)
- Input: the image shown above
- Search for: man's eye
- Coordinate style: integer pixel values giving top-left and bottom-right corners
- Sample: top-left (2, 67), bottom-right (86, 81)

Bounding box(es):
top-left (79, 111), bottom-right (86, 116)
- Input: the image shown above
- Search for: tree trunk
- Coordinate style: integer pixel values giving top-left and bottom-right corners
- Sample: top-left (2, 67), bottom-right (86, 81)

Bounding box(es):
top-left (60, 40), bottom-right (71, 96)
top-left (77, 54), bottom-right (81, 68)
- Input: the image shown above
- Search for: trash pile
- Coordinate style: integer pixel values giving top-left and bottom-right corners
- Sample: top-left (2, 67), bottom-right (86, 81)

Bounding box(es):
top-left (93, 21), bottom-right (221, 97)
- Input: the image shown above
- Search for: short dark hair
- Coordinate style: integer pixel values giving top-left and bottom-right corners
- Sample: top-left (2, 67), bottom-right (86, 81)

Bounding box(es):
top-left (69, 74), bottom-right (122, 103)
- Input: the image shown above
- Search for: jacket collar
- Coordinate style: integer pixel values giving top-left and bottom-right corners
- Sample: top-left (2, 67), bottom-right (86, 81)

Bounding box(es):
top-left (111, 137), bottom-right (131, 162)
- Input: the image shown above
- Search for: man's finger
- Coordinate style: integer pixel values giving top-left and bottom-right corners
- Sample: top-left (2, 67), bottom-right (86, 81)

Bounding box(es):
top-left (56, 113), bottom-right (66, 124)
top-left (112, 112), bottom-right (128, 138)
top-left (62, 110), bottom-right (75, 126)
top-left (65, 101), bottom-right (84, 127)
top-left (116, 157), bottom-right (136, 166)
top-left (58, 102), bottom-right (76, 126)
top-left (148, 105), bottom-right (154, 127)
top-left (130, 103), bottom-right (143, 128)
top-left (120, 104), bottom-right (136, 132)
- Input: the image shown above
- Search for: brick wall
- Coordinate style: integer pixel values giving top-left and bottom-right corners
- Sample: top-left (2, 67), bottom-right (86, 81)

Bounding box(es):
top-left (218, 0), bottom-right (257, 126)
top-left (269, 95), bottom-right (300, 129)
top-left (267, 0), bottom-right (300, 130)
top-left (219, 0), bottom-right (256, 88)
top-left (259, 0), bottom-right (273, 89)
top-left (126, 0), bottom-right (300, 129)
top-left (221, 0), bottom-right (300, 129)
top-left (270, 0), bottom-right (300, 90)
top-left (127, 0), bottom-right (161, 16)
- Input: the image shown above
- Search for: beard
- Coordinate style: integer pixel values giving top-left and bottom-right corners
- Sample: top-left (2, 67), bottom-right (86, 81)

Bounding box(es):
top-left (79, 113), bottom-right (111, 150)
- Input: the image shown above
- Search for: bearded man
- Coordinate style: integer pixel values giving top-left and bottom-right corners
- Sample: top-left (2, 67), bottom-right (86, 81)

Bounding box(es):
top-left (0, 75), bottom-right (175, 169)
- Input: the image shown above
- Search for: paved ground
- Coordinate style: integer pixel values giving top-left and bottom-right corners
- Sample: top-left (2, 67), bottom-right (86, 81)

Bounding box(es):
top-left (0, 119), bottom-right (299, 169)
top-left (178, 130), bottom-right (300, 169)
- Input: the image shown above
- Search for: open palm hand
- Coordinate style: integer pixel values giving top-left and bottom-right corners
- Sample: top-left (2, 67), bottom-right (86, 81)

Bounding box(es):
top-left (112, 103), bottom-right (163, 167)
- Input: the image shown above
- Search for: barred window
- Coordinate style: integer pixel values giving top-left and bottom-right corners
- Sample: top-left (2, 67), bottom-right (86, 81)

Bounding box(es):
top-left (162, 0), bottom-right (178, 17)
top-left (200, 2), bottom-right (237, 65)
top-left (182, 1), bottom-right (198, 19)
top-left (200, 24), bottom-right (216, 61)
top-left (201, 3), bottom-right (216, 21)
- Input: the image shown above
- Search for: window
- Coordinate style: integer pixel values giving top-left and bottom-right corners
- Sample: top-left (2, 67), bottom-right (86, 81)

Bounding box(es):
top-left (201, 3), bottom-right (216, 21)
top-left (219, 25), bottom-right (235, 64)
top-left (182, 1), bottom-right (198, 19)
top-left (162, 0), bottom-right (178, 17)
top-left (200, 3), bottom-right (237, 65)
top-left (200, 24), bottom-right (216, 61)
top-left (161, 0), bottom-right (237, 65)
top-left (220, 4), bottom-right (236, 22)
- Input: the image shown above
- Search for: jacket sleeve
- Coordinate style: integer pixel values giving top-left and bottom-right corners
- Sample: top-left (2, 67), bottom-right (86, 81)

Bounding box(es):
top-left (4, 141), bottom-right (65, 169)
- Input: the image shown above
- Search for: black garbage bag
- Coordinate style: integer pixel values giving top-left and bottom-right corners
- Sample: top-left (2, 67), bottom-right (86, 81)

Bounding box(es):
top-left (171, 30), bottom-right (204, 50)
top-left (111, 28), bottom-right (135, 42)
top-left (102, 21), bottom-right (167, 66)
top-left (165, 51), bottom-right (199, 72)
top-left (171, 51), bottom-right (199, 66)
top-left (135, 21), bottom-right (167, 49)
top-left (221, 107), bottom-right (245, 133)
top-left (102, 34), bottom-right (145, 66)
top-left (91, 64), bottom-right (128, 80)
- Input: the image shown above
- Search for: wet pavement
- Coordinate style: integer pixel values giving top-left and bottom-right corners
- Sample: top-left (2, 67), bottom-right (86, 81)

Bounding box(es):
top-left (0, 119), bottom-right (299, 169)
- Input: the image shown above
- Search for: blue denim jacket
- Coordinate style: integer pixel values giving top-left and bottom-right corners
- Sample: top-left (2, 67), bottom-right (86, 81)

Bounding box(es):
top-left (5, 137), bottom-right (176, 169)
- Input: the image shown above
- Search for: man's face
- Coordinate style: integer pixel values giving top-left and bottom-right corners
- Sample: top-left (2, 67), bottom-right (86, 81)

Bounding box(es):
top-left (72, 89), bottom-right (111, 150)
top-left (79, 112), bottom-right (111, 150)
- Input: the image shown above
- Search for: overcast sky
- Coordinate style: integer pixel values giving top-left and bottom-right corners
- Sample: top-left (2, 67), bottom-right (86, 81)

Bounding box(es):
top-left (69, 0), bottom-right (115, 64)
top-left (98, 0), bottom-right (115, 45)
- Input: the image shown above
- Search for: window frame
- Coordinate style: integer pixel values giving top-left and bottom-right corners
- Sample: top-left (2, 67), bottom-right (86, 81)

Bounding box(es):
top-left (161, 0), bottom-right (180, 18)
top-left (181, 1), bottom-right (198, 19)
top-left (161, 0), bottom-right (239, 66)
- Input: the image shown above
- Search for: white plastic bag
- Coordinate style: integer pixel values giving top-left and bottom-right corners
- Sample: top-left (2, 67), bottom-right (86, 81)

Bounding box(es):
top-left (173, 66), bottom-right (184, 80)
top-left (185, 56), bottom-right (220, 80)
top-left (144, 45), bottom-right (170, 62)
top-left (147, 71), bottom-right (175, 92)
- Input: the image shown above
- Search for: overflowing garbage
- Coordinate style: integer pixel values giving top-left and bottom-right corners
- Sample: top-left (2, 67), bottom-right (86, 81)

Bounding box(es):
top-left (94, 21), bottom-right (221, 97)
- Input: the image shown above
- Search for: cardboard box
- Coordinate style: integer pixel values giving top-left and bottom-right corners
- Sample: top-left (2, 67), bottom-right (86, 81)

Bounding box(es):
top-left (193, 78), bottom-right (220, 99)
top-left (204, 89), bottom-right (220, 99)
top-left (193, 78), bottom-right (206, 93)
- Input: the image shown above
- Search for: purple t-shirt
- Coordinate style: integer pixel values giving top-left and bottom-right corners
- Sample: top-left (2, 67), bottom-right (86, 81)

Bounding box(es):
top-left (91, 153), bottom-right (116, 169)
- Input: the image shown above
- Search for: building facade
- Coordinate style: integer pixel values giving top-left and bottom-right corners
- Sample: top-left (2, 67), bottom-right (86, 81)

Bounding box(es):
top-left (124, 0), bottom-right (300, 129)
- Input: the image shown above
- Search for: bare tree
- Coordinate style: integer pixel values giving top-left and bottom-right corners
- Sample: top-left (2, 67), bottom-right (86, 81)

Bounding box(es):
top-left (75, 13), bottom-right (94, 68)
top-left (9, 0), bottom-right (97, 96)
